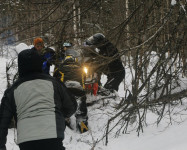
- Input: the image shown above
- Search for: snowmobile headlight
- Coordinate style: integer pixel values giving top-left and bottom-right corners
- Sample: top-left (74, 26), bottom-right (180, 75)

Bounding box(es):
top-left (83, 67), bottom-right (88, 74)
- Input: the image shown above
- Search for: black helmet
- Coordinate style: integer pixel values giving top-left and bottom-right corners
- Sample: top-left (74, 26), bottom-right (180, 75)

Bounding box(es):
top-left (85, 33), bottom-right (105, 45)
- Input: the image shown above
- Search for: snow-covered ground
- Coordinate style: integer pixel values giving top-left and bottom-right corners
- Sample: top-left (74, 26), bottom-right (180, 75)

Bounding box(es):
top-left (1, 44), bottom-right (187, 150)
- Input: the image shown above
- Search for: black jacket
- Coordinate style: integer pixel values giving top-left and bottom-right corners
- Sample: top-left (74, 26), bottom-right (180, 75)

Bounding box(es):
top-left (85, 34), bottom-right (125, 76)
top-left (98, 40), bottom-right (124, 74)
top-left (0, 49), bottom-right (77, 148)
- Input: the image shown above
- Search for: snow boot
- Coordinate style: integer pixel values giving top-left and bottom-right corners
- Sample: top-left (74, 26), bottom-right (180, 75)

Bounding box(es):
top-left (76, 116), bottom-right (88, 133)
top-left (77, 120), bottom-right (88, 133)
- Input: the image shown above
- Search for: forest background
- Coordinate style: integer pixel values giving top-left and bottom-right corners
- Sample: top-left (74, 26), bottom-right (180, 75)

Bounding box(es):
top-left (0, 0), bottom-right (187, 149)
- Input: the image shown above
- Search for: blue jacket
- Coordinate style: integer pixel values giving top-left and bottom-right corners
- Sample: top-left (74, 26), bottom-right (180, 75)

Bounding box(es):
top-left (31, 47), bottom-right (55, 74)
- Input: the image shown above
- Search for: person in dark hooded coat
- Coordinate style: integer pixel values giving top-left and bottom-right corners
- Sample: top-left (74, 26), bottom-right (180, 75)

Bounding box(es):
top-left (85, 33), bottom-right (125, 91)
top-left (0, 49), bottom-right (77, 150)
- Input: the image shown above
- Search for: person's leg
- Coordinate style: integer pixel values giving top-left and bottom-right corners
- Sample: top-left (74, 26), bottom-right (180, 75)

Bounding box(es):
top-left (66, 87), bottom-right (88, 133)
top-left (75, 94), bottom-right (88, 133)
top-left (104, 70), bottom-right (125, 91)
top-left (76, 95), bottom-right (87, 117)
top-left (19, 138), bottom-right (64, 150)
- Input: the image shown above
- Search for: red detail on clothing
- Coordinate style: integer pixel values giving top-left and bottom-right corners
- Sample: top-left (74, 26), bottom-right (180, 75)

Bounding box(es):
top-left (93, 83), bottom-right (98, 96)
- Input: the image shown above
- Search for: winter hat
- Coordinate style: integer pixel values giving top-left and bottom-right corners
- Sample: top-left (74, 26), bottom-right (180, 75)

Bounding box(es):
top-left (18, 49), bottom-right (43, 77)
top-left (33, 37), bottom-right (44, 46)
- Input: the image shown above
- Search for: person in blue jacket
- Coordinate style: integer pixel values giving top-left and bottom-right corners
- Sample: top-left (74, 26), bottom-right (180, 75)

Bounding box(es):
top-left (31, 37), bottom-right (56, 75)
top-left (0, 49), bottom-right (77, 150)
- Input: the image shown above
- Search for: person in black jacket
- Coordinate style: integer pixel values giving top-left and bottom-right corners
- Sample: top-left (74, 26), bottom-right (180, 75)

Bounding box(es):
top-left (85, 33), bottom-right (125, 92)
top-left (0, 49), bottom-right (77, 150)
top-left (53, 49), bottom-right (89, 133)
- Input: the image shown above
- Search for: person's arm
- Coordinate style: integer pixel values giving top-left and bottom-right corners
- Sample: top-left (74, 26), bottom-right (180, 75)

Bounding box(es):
top-left (0, 90), bottom-right (13, 150)
top-left (44, 47), bottom-right (56, 65)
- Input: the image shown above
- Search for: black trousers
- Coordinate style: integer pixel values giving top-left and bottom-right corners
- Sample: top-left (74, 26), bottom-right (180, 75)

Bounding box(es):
top-left (104, 69), bottom-right (125, 91)
top-left (68, 88), bottom-right (88, 119)
top-left (19, 138), bottom-right (65, 150)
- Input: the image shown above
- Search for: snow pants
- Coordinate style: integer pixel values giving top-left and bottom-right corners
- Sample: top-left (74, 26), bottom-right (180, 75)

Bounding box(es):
top-left (67, 87), bottom-right (88, 121)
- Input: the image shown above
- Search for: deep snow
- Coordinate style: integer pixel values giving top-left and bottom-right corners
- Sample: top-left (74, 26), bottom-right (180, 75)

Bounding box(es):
top-left (1, 44), bottom-right (187, 150)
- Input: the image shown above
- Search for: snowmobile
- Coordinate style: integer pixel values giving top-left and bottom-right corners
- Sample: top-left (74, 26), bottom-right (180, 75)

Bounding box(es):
top-left (53, 47), bottom-right (120, 132)
top-left (56, 48), bottom-right (100, 94)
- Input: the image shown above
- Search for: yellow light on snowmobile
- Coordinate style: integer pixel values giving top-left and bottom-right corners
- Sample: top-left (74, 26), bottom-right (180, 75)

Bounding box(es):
top-left (83, 67), bottom-right (88, 74)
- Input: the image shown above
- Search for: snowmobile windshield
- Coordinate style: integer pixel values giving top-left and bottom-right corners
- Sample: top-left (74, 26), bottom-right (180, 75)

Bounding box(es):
top-left (65, 49), bottom-right (80, 58)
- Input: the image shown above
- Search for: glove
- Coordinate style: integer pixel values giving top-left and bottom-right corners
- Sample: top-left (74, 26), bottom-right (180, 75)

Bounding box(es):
top-left (0, 146), bottom-right (6, 150)
top-left (65, 118), bottom-right (73, 130)
top-left (65, 118), bottom-right (71, 126)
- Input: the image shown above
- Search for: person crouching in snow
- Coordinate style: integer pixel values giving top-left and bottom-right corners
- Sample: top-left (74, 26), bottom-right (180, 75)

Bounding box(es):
top-left (31, 37), bottom-right (56, 75)
top-left (0, 49), bottom-right (77, 150)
